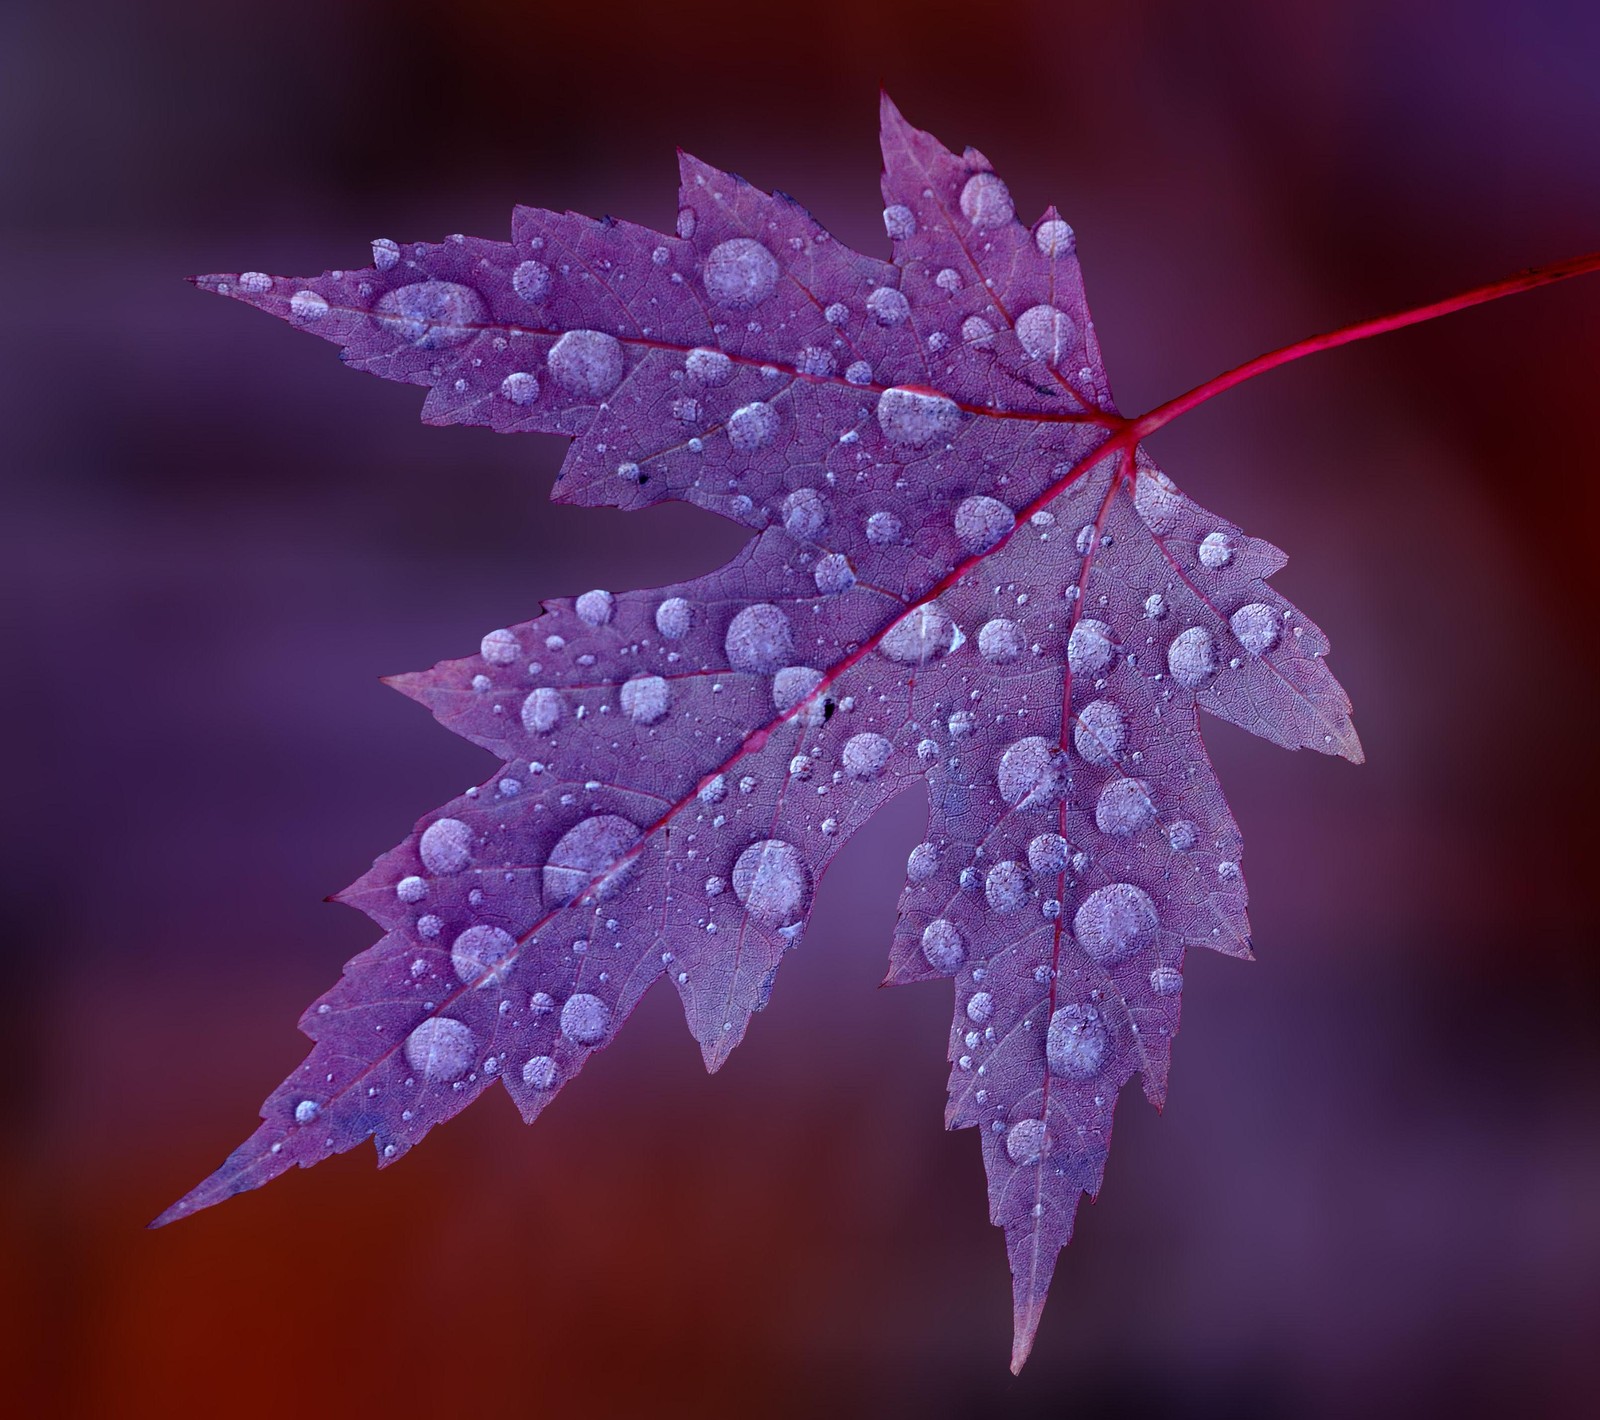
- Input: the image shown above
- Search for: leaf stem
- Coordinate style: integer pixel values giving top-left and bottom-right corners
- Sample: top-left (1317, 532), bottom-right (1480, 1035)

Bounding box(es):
top-left (1129, 247), bottom-right (1600, 438)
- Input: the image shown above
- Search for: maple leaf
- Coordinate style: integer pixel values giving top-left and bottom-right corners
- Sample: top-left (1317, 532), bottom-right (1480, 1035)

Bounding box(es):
top-left (156, 96), bottom-right (1600, 1372)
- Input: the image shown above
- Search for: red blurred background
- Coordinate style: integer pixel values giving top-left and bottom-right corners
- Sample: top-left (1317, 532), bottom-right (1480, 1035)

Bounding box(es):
top-left (4, 1), bottom-right (1598, 1415)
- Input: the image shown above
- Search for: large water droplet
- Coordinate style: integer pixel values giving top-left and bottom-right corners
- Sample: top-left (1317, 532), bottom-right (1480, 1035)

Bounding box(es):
top-left (1149, 965), bottom-right (1183, 996)
top-left (921, 918), bottom-right (966, 972)
top-left (907, 842), bottom-right (938, 882)
top-left (560, 992), bottom-right (611, 1045)
top-left (960, 172), bottom-right (1014, 229)
top-left (727, 400), bottom-right (779, 452)
top-left (451, 925), bottom-right (516, 985)
top-left (547, 329), bottom-right (625, 398)
top-left (998, 737), bottom-right (1069, 808)
top-left (984, 860), bottom-right (1029, 914)
top-left (879, 601), bottom-right (957, 664)
top-left (702, 238), bottom-right (779, 309)
top-left (1073, 699), bottom-right (1126, 767)
top-left (1005, 1118), bottom-right (1051, 1166)
top-left (1045, 1003), bottom-right (1108, 1080)
top-left (732, 839), bottom-right (810, 926)
top-left (420, 818), bottom-right (473, 874)
top-left (1134, 469), bottom-right (1182, 535)
top-left (620, 675), bottom-right (670, 725)
top-left (1027, 832), bottom-right (1071, 876)
top-left (522, 1055), bottom-right (557, 1090)
top-left (883, 204), bottom-right (917, 240)
top-left (500, 371), bottom-right (539, 406)
top-left (978, 618), bottom-right (1022, 663)
top-left (1067, 619), bottom-right (1115, 677)
top-left (1095, 778), bottom-right (1155, 836)
top-left (725, 603), bottom-right (795, 673)
top-left (782, 487), bottom-right (828, 540)
top-left (655, 597), bottom-right (693, 640)
top-left (1074, 882), bottom-right (1158, 964)
top-left (480, 628), bottom-right (522, 665)
top-left (404, 1017), bottom-right (477, 1081)
top-left (773, 665), bottom-right (826, 725)
top-left (1034, 219), bottom-right (1075, 256)
top-left (866, 286), bottom-right (910, 326)
top-left (1229, 603), bottom-right (1279, 656)
top-left (966, 991), bottom-right (995, 1024)
top-left (375, 281), bottom-right (486, 350)
top-left (876, 386), bottom-right (960, 447)
top-left (685, 346), bottom-right (732, 385)
top-left (1015, 305), bottom-right (1075, 366)
top-left (842, 731), bottom-right (893, 780)
top-left (813, 553), bottom-right (855, 595)
top-left (1198, 531), bottom-right (1234, 570)
top-left (521, 687), bottom-right (563, 734)
top-left (371, 238), bottom-right (401, 270)
top-left (512, 260), bottom-right (552, 303)
top-left (290, 290), bottom-right (328, 322)
top-left (1167, 627), bottom-right (1218, 689)
top-left (543, 815), bottom-right (643, 906)
top-left (954, 495), bottom-right (1014, 555)
top-left (865, 510), bottom-right (903, 547)
top-left (575, 589), bottom-right (614, 626)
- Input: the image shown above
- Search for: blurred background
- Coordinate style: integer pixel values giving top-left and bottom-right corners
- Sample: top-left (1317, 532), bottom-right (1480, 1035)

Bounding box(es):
top-left (3, 1), bottom-right (1598, 1415)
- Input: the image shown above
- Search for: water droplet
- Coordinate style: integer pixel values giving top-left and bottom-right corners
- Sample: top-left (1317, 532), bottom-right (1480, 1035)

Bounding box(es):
top-left (290, 289), bottom-right (328, 322)
top-left (480, 628), bottom-right (521, 665)
top-left (959, 171), bottom-right (1014, 229)
top-left (1027, 832), bottom-right (1071, 877)
top-left (865, 510), bottom-right (902, 547)
top-left (239, 271), bottom-right (272, 294)
top-left (684, 346), bottom-right (733, 387)
top-left (813, 552), bottom-right (855, 595)
top-left (1073, 699), bottom-right (1126, 767)
top-left (1074, 882), bottom-right (1158, 964)
top-left (293, 1099), bottom-right (321, 1124)
top-left (866, 286), bottom-right (910, 326)
top-left (450, 925), bottom-right (516, 985)
top-left (727, 400), bottom-right (779, 452)
top-left (1198, 531), bottom-right (1234, 569)
top-left (521, 687), bottom-right (563, 734)
top-left (1218, 860), bottom-right (1240, 882)
top-left (879, 601), bottom-right (957, 664)
top-left (921, 918), bottom-right (966, 972)
top-left (1167, 820), bottom-right (1198, 851)
top-left (396, 875), bottom-right (427, 903)
top-left (984, 860), bottom-right (1029, 914)
top-left (676, 207), bottom-right (697, 240)
top-left (796, 345), bottom-right (835, 377)
top-left (543, 814), bottom-right (643, 906)
top-left (1143, 592), bottom-right (1167, 619)
top-left (781, 487), bottom-right (828, 541)
top-left (948, 709), bottom-right (976, 739)
top-left (655, 597), bottom-right (693, 639)
top-left (1149, 965), bottom-right (1183, 996)
top-left (1067, 618), bottom-right (1114, 676)
top-left (977, 618), bottom-right (1022, 663)
top-left (773, 665), bottom-right (826, 725)
top-left (702, 237), bottom-right (779, 309)
top-left (1229, 602), bottom-right (1279, 656)
top-left (500, 371), bottom-right (539, 406)
top-left (961, 316), bottom-right (995, 347)
top-left (1015, 304), bottom-right (1075, 366)
top-left (547, 330), bottom-right (625, 398)
top-left (954, 495), bottom-right (1014, 554)
top-left (935, 268), bottom-right (963, 293)
top-left (883, 204), bottom-right (916, 240)
top-left (574, 589), bottom-right (614, 627)
top-left (876, 387), bottom-right (960, 447)
top-left (404, 1017), bottom-right (477, 1082)
top-left (1167, 627), bottom-right (1218, 689)
top-left (842, 731), bottom-right (893, 780)
top-left (560, 992), bottom-right (611, 1045)
top-left (907, 842), bottom-right (938, 882)
top-left (522, 1055), bottom-right (557, 1090)
top-left (998, 737), bottom-right (1069, 808)
top-left (620, 674), bottom-right (670, 725)
top-left (825, 302), bottom-right (850, 325)
top-left (512, 260), bottom-right (552, 302)
top-left (417, 915), bottom-right (443, 940)
top-left (1134, 469), bottom-right (1182, 535)
top-left (1005, 1118), bottom-right (1052, 1166)
top-left (966, 991), bottom-right (995, 1024)
top-left (732, 839), bottom-right (810, 926)
top-left (726, 603), bottom-right (795, 674)
top-left (371, 238), bottom-right (401, 270)
top-left (375, 281), bottom-right (486, 349)
top-left (1034, 219), bottom-right (1075, 257)
top-left (420, 817), bottom-right (472, 874)
top-left (1045, 1003), bottom-right (1108, 1080)
top-left (1095, 778), bottom-right (1155, 837)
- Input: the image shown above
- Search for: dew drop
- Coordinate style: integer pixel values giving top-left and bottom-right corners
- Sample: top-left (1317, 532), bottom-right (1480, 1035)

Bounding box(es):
top-left (961, 316), bottom-right (995, 347)
top-left (500, 371), bottom-right (539, 406)
top-left (813, 552), bottom-right (855, 595)
top-left (371, 238), bottom-right (401, 270)
top-left (1074, 882), bottom-right (1158, 964)
top-left (1015, 305), bottom-right (1076, 366)
top-left (865, 510), bottom-right (902, 547)
top-left (998, 737), bottom-right (1069, 808)
top-left (685, 346), bottom-right (732, 386)
top-left (1073, 699), bottom-right (1126, 767)
top-left (1034, 219), bottom-right (1075, 256)
top-left (1005, 1118), bottom-right (1051, 1166)
top-left (1095, 777), bottom-right (1155, 836)
top-left (547, 330), bottom-right (625, 399)
top-left (403, 1017), bottom-right (477, 1082)
top-left (732, 839), bottom-right (810, 926)
top-left (1198, 531), bottom-right (1234, 570)
top-left (842, 731), bottom-right (893, 780)
top-left (396, 875), bottom-right (427, 904)
top-left (1150, 965), bottom-right (1183, 996)
top-left (782, 487), bottom-right (828, 540)
top-left (1167, 820), bottom-right (1198, 852)
top-left (238, 271), bottom-right (272, 293)
top-left (676, 207), bottom-right (697, 240)
top-left (450, 925), bottom-right (516, 985)
top-left (954, 495), bottom-right (1014, 554)
top-left (1143, 592), bottom-right (1168, 620)
top-left (294, 1099), bottom-right (321, 1125)
top-left (560, 993), bottom-right (611, 1045)
top-left (522, 1055), bottom-right (557, 1090)
top-left (966, 991), bottom-right (995, 1024)
top-left (480, 627), bottom-right (521, 665)
top-left (1027, 832), bottom-right (1071, 877)
top-left (521, 687), bottom-right (563, 734)
top-left (978, 618), bottom-right (1022, 663)
top-left (290, 289), bottom-right (329, 322)
top-left (375, 281), bottom-right (486, 349)
top-left (1067, 618), bottom-right (1114, 676)
top-left (879, 601), bottom-right (957, 664)
top-left (575, 589), bottom-right (614, 626)
top-left (1167, 627), bottom-right (1218, 689)
top-left (984, 860), bottom-right (1029, 915)
top-left (876, 387), bottom-right (960, 447)
top-left (1045, 1003), bottom-right (1108, 1080)
top-left (773, 666), bottom-right (826, 725)
top-left (419, 817), bottom-right (472, 874)
top-left (620, 674), bottom-right (670, 725)
top-left (866, 286), bottom-right (910, 326)
top-left (825, 302), bottom-right (850, 325)
top-left (921, 918), bottom-right (966, 972)
top-left (726, 603), bottom-right (795, 674)
top-left (702, 238), bottom-right (779, 309)
top-left (1230, 603), bottom-right (1280, 656)
top-left (417, 915), bottom-right (443, 940)
top-left (960, 171), bottom-right (1014, 229)
top-left (907, 842), bottom-right (938, 882)
top-left (727, 400), bottom-right (779, 452)
top-left (512, 260), bottom-right (552, 302)
top-left (1134, 469), bottom-right (1183, 535)
top-left (542, 814), bottom-right (643, 906)
top-left (883, 204), bottom-right (917, 240)
top-left (655, 597), bottom-right (692, 640)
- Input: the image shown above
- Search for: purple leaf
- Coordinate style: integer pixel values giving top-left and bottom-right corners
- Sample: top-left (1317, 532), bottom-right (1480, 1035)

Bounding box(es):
top-left (160, 94), bottom-right (1599, 1373)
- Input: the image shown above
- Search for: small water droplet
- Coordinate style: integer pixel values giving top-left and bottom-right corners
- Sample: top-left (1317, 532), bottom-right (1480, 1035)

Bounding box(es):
top-left (1167, 627), bottom-right (1218, 689)
top-left (921, 918), bottom-right (966, 972)
top-left (419, 818), bottom-right (472, 874)
top-left (702, 237), bottom-right (779, 309)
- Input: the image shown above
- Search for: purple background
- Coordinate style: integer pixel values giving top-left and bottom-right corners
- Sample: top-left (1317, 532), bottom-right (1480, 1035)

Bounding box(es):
top-left (5, 1), bottom-right (1598, 1415)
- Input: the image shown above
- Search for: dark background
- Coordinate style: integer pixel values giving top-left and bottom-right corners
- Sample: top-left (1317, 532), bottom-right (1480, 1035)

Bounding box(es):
top-left (4, 1), bottom-right (1598, 1416)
